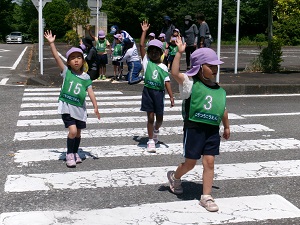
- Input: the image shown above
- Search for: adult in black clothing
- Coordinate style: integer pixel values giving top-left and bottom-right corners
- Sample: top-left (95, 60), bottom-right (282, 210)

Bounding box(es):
top-left (183, 15), bottom-right (198, 70)
top-left (161, 16), bottom-right (175, 44)
top-left (81, 37), bottom-right (99, 80)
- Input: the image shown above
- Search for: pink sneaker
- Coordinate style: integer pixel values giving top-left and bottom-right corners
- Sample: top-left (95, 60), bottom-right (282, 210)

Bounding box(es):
top-left (199, 195), bottom-right (219, 212)
top-left (75, 153), bottom-right (82, 164)
top-left (147, 140), bottom-right (156, 153)
top-left (66, 153), bottom-right (76, 168)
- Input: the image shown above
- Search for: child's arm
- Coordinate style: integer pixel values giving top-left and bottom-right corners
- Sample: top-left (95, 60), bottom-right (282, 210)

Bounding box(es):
top-left (222, 109), bottom-right (230, 140)
top-left (87, 87), bottom-right (100, 120)
top-left (44, 30), bottom-right (65, 72)
top-left (165, 81), bottom-right (175, 107)
top-left (140, 20), bottom-right (150, 59)
top-left (171, 36), bottom-right (186, 85)
top-left (86, 25), bottom-right (96, 41)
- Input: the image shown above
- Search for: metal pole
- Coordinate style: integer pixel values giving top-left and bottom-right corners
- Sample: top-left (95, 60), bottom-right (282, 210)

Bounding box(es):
top-left (216, 0), bottom-right (222, 83)
top-left (96, 0), bottom-right (99, 35)
top-left (39, 0), bottom-right (43, 75)
top-left (234, 0), bottom-right (240, 74)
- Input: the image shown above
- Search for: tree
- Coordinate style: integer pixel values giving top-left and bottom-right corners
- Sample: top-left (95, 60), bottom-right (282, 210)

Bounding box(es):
top-left (0, 0), bottom-right (15, 41)
top-left (43, 0), bottom-right (71, 38)
top-left (273, 0), bottom-right (300, 45)
top-left (64, 8), bottom-right (90, 35)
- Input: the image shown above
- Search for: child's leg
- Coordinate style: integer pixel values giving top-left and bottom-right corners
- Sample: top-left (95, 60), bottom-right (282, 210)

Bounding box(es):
top-left (113, 65), bottom-right (117, 76)
top-left (147, 112), bottom-right (155, 139)
top-left (202, 155), bottom-right (215, 195)
top-left (67, 125), bottom-right (77, 153)
top-left (73, 129), bottom-right (81, 154)
top-left (154, 114), bottom-right (163, 130)
top-left (103, 65), bottom-right (106, 76)
top-left (174, 158), bottom-right (197, 179)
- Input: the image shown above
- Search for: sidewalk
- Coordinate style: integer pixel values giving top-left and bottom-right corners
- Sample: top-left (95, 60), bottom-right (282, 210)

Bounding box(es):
top-left (22, 43), bottom-right (300, 95)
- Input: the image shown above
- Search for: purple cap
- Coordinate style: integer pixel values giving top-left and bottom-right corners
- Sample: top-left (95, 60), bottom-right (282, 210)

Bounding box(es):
top-left (158, 33), bottom-right (165, 38)
top-left (173, 28), bottom-right (179, 33)
top-left (186, 48), bottom-right (224, 76)
top-left (98, 30), bottom-right (105, 38)
top-left (148, 32), bottom-right (155, 37)
top-left (148, 39), bottom-right (163, 50)
top-left (171, 37), bottom-right (177, 41)
top-left (114, 34), bottom-right (122, 40)
top-left (66, 47), bottom-right (83, 59)
top-left (79, 44), bottom-right (86, 51)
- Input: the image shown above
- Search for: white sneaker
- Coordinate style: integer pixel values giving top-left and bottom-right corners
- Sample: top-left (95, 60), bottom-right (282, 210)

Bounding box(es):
top-left (147, 140), bottom-right (156, 153)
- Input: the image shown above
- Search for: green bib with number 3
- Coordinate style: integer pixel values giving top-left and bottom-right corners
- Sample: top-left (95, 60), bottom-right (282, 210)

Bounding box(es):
top-left (189, 80), bottom-right (226, 125)
top-left (59, 70), bottom-right (92, 107)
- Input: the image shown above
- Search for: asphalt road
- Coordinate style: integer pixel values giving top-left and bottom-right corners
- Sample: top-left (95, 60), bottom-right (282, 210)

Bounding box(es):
top-left (0, 43), bottom-right (300, 224)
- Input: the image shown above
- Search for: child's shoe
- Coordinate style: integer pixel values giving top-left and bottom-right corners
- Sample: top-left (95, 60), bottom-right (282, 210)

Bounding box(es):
top-left (102, 75), bottom-right (107, 80)
top-left (167, 171), bottom-right (183, 194)
top-left (98, 75), bottom-right (102, 80)
top-left (199, 195), bottom-right (219, 212)
top-left (75, 153), bottom-right (82, 164)
top-left (147, 139), bottom-right (156, 153)
top-left (66, 153), bottom-right (76, 168)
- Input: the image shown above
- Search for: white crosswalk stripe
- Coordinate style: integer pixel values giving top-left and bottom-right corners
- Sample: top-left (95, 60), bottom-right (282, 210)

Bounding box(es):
top-left (2, 87), bottom-right (299, 224)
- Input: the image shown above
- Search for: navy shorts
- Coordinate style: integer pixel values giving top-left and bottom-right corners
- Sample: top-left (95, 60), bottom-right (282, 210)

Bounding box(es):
top-left (97, 54), bottom-right (108, 65)
top-left (183, 127), bottom-right (220, 159)
top-left (62, 114), bottom-right (86, 129)
top-left (141, 87), bottom-right (165, 115)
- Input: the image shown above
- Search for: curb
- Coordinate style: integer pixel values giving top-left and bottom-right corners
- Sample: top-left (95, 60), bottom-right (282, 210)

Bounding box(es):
top-left (222, 84), bottom-right (300, 95)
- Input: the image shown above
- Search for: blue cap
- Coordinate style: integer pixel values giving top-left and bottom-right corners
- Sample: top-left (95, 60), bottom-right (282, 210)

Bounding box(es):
top-left (163, 16), bottom-right (171, 21)
top-left (110, 25), bottom-right (119, 34)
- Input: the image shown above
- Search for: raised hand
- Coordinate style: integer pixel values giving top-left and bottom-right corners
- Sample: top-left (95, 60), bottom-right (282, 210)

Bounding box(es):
top-left (141, 20), bottom-right (150, 32)
top-left (175, 36), bottom-right (186, 53)
top-left (44, 30), bottom-right (56, 44)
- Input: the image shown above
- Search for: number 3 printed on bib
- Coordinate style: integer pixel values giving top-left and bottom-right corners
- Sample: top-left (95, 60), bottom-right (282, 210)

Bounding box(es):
top-left (203, 95), bottom-right (213, 110)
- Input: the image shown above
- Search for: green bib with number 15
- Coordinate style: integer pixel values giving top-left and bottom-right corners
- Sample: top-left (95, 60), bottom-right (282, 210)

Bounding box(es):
top-left (59, 70), bottom-right (92, 107)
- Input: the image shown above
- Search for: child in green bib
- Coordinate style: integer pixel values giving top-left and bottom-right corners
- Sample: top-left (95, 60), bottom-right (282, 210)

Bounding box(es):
top-left (167, 36), bottom-right (230, 213)
top-left (44, 30), bottom-right (100, 168)
top-left (140, 21), bottom-right (175, 153)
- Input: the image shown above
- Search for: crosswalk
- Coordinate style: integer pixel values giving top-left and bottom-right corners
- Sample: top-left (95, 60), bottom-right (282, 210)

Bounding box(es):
top-left (1, 88), bottom-right (300, 225)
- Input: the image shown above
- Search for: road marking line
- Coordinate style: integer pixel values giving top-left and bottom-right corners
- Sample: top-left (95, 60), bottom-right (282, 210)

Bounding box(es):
top-left (16, 113), bottom-right (242, 126)
top-left (227, 93), bottom-right (300, 98)
top-left (0, 78), bottom-right (9, 85)
top-left (21, 95), bottom-right (172, 101)
top-left (23, 91), bottom-right (123, 96)
top-left (13, 124), bottom-right (274, 141)
top-left (20, 100), bottom-right (177, 108)
top-left (11, 46), bottom-right (28, 70)
top-left (242, 112), bottom-right (300, 117)
top-left (18, 106), bottom-right (182, 116)
top-left (13, 138), bottom-right (300, 166)
top-left (0, 195), bottom-right (299, 224)
top-left (4, 160), bottom-right (300, 192)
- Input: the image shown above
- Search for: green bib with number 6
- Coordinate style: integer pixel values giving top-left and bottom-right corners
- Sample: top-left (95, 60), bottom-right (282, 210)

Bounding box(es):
top-left (189, 79), bottom-right (226, 125)
top-left (59, 70), bottom-right (92, 107)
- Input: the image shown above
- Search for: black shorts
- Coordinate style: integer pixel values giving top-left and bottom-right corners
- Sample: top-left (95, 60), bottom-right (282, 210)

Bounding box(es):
top-left (140, 87), bottom-right (165, 115)
top-left (112, 60), bottom-right (122, 66)
top-left (97, 54), bottom-right (108, 65)
top-left (183, 127), bottom-right (220, 159)
top-left (62, 114), bottom-right (86, 129)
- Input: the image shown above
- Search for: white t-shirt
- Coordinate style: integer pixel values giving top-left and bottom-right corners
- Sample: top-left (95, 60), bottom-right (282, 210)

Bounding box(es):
top-left (120, 45), bottom-right (140, 63)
